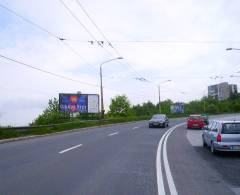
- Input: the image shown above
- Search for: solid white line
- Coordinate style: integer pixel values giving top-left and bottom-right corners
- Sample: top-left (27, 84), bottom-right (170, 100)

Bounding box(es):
top-left (163, 126), bottom-right (181, 195)
top-left (156, 123), bottom-right (185, 195)
top-left (156, 127), bottom-right (171, 195)
top-left (132, 126), bottom-right (139, 130)
top-left (59, 144), bottom-right (82, 154)
top-left (108, 132), bottom-right (119, 136)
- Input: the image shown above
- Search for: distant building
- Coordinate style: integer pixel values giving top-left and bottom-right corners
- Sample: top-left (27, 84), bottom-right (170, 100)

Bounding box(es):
top-left (208, 82), bottom-right (238, 100)
top-left (229, 84), bottom-right (238, 96)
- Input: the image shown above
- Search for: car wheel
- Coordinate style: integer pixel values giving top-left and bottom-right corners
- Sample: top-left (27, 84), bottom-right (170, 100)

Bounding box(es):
top-left (163, 123), bottom-right (166, 128)
top-left (149, 124), bottom-right (152, 128)
top-left (211, 142), bottom-right (217, 154)
top-left (202, 136), bottom-right (207, 147)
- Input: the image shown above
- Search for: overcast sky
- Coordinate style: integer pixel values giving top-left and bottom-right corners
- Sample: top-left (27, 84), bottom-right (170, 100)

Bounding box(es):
top-left (1, 0), bottom-right (240, 126)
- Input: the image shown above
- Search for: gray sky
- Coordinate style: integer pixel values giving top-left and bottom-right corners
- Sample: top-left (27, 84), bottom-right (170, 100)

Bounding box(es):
top-left (1, 0), bottom-right (240, 126)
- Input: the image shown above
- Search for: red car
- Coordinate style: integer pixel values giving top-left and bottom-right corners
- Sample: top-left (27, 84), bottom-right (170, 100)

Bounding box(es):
top-left (187, 115), bottom-right (205, 129)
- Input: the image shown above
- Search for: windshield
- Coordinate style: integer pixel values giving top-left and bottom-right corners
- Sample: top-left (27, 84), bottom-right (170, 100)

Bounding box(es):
top-left (222, 123), bottom-right (240, 134)
top-left (152, 115), bottom-right (165, 120)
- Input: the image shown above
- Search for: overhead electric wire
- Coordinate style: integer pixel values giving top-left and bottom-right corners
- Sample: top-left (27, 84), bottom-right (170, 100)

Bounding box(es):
top-left (0, 2), bottom-right (96, 69)
top-left (0, 54), bottom-right (99, 87)
top-left (0, 3), bottom-right (61, 39)
top-left (73, 0), bottom-right (148, 81)
top-left (63, 39), bottom-right (240, 44)
top-left (0, 54), bottom-right (152, 98)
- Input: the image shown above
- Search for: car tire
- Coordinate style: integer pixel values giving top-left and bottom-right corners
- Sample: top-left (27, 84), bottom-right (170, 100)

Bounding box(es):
top-left (211, 142), bottom-right (218, 155)
top-left (163, 123), bottom-right (166, 128)
top-left (202, 136), bottom-right (207, 148)
top-left (149, 124), bottom-right (152, 128)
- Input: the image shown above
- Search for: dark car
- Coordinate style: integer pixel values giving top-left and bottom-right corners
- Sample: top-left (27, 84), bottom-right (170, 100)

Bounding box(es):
top-left (201, 114), bottom-right (209, 125)
top-left (149, 114), bottom-right (169, 128)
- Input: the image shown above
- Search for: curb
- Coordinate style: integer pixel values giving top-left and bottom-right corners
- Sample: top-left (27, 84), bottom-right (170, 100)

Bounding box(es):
top-left (0, 120), bottom-right (147, 144)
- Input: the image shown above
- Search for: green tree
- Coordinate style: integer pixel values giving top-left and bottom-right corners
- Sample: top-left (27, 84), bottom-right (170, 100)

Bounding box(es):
top-left (109, 95), bottom-right (131, 117)
top-left (33, 98), bottom-right (70, 125)
top-left (206, 104), bottom-right (219, 114)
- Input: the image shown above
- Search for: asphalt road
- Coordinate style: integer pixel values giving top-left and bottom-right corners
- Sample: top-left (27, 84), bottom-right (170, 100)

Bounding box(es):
top-left (0, 116), bottom-right (239, 195)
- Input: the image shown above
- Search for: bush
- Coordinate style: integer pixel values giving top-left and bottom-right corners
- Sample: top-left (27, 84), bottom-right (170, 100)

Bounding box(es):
top-left (33, 98), bottom-right (70, 125)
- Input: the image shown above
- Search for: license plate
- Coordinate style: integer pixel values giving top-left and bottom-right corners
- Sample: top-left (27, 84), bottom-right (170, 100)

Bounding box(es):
top-left (193, 124), bottom-right (199, 127)
top-left (232, 146), bottom-right (240, 150)
top-left (154, 122), bottom-right (159, 125)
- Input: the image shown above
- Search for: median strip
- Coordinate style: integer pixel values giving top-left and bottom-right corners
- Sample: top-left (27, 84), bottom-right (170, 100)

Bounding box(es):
top-left (108, 132), bottom-right (119, 136)
top-left (59, 144), bottom-right (82, 154)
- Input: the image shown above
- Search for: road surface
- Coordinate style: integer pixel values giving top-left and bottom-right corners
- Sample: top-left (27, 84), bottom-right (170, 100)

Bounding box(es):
top-left (0, 116), bottom-right (239, 195)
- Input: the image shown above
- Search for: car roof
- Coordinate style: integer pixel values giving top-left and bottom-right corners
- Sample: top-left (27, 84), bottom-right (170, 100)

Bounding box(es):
top-left (189, 114), bottom-right (201, 117)
top-left (211, 120), bottom-right (240, 124)
top-left (153, 114), bottom-right (166, 116)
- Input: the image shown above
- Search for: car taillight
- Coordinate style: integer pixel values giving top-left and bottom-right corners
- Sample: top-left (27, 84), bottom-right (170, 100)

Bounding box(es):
top-left (217, 134), bottom-right (222, 142)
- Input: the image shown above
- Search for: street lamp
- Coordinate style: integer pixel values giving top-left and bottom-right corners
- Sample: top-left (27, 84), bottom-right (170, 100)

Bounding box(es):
top-left (158, 80), bottom-right (171, 113)
top-left (100, 57), bottom-right (123, 119)
top-left (226, 48), bottom-right (240, 51)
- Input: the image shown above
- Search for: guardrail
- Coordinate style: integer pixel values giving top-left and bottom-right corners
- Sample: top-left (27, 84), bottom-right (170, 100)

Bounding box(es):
top-left (0, 119), bottom-right (107, 131)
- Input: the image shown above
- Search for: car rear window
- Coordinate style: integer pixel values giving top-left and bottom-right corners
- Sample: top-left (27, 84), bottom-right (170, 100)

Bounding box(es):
top-left (189, 116), bottom-right (201, 120)
top-left (222, 123), bottom-right (240, 134)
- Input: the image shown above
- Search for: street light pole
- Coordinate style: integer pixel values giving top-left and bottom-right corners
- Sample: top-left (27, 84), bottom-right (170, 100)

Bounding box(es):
top-left (158, 80), bottom-right (171, 114)
top-left (158, 85), bottom-right (161, 113)
top-left (100, 57), bottom-right (123, 119)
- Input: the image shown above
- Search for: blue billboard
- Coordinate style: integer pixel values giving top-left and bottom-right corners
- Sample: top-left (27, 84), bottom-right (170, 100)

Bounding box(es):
top-left (170, 103), bottom-right (184, 114)
top-left (59, 93), bottom-right (88, 113)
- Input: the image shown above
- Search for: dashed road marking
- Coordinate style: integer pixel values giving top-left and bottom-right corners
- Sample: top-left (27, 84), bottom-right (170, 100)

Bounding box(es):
top-left (108, 132), bottom-right (119, 136)
top-left (132, 126), bottom-right (139, 130)
top-left (59, 144), bottom-right (82, 154)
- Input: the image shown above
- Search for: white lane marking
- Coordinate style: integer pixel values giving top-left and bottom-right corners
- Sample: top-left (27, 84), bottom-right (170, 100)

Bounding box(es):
top-left (163, 125), bottom-right (181, 195)
top-left (132, 126), bottom-right (139, 130)
top-left (156, 127), bottom-right (170, 195)
top-left (108, 132), bottom-right (119, 136)
top-left (59, 144), bottom-right (82, 154)
top-left (156, 123), bottom-right (185, 195)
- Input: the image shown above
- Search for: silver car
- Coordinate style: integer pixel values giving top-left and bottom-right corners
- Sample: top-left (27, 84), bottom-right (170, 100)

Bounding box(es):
top-left (202, 120), bottom-right (240, 154)
top-left (149, 114), bottom-right (169, 128)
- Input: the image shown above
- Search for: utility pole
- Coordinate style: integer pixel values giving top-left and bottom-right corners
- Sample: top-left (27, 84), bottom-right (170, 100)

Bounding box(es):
top-left (100, 65), bottom-right (104, 119)
top-left (99, 57), bottom-right (123, 119)
top-left (157, 80), bottom-right (171, 114)
top-left (158, 85), bottom-right (161, 113)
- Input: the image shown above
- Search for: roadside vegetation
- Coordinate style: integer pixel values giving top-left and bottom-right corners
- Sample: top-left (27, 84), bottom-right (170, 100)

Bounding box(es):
top-left (1, 94), bottom-right (240, 140)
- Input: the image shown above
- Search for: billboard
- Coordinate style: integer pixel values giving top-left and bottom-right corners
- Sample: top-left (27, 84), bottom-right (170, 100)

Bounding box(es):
top-left (170, 103), bottom-right (184, 114)
top-left (59, 93), bottom-right (99, 113)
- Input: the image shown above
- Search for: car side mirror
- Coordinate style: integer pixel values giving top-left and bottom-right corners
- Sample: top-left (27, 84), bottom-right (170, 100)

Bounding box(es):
top-left (203, 126), bottom-right (209, 131)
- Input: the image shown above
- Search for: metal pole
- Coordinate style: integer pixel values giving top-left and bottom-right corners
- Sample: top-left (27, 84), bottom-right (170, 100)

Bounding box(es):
top-left (100, 66), bottom-right (104, 119)
top-left (158, 85), bottom-right (161, 113)
top-left (99, 57), bottom-right (123, 119)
